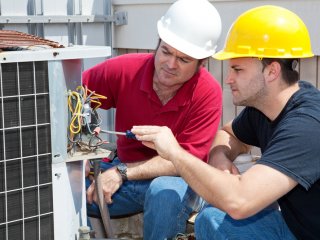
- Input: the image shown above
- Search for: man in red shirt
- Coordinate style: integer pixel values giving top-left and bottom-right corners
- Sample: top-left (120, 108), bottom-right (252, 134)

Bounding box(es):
top-left (83, 0), bottom-right (222, 238)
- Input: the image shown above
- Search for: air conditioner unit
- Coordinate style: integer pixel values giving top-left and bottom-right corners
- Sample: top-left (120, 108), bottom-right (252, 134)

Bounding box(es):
top-left (0, 46), bottom-right (111, 240)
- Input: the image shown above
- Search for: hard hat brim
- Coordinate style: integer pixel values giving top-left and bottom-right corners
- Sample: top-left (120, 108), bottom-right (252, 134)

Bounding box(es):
top-left (213, 51), bottom-right (237, 60)
top-left (157, 20), bottom-right (217, 59)
top-left (213, 50), bottom-right (314, 60)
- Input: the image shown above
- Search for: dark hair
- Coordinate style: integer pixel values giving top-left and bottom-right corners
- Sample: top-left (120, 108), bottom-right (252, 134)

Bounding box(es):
top-left (261, 58), bottom-right (299, 85)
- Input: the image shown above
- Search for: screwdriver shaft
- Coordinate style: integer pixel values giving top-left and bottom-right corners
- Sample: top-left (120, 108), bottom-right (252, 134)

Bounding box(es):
top-left (100, 129), bottom-right (126, 135)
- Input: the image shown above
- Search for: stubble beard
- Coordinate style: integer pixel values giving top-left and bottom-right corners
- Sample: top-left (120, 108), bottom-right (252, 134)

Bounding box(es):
top-left (233, 76), bottom-right (267, 108)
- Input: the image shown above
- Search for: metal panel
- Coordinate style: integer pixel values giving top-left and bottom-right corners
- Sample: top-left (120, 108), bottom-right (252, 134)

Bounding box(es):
top-left (81, 23), bottom-right (108, 69)
top-left (46, 47), bottom-right (110, 239)
top-left (0, 0), bottom-right (28, 16)
top-left (52, 161), bottom-right (85, 240)
top-left (0, 24), bottom-right (29, 33)
top-left (42, 0), bottom-right (68, 15)
top-left (43, 24), bottom-right (70, 47)
top-left (0, 46), bottom-right (111, 63)
top-left (112, 3), bottom-right (166, 50)
top-left (81, 0), bottom-right (105, 15)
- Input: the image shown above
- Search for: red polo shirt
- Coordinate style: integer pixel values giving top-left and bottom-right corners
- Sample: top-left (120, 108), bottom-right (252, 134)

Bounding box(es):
top-left (82, 53), bottom-right (222, 163)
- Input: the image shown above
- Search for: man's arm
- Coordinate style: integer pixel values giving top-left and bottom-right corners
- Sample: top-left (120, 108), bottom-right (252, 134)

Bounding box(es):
top-left (132, 125), bottom-right (297, 219)
top-left (127, 155), bottom-right (177, 180)
top-left (87, 155), bottom-right (177, 204)
top-left (209, 121), bottom-right (251, 174)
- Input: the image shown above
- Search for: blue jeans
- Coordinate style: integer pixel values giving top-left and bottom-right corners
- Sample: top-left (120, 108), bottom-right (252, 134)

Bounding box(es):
top-left (86, 158), bottom-right (199, 239)
top-left (195, 204), bottom-right (297, 240)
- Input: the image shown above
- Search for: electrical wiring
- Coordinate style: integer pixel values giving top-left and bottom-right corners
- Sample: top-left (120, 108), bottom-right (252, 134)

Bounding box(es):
top-left (67, 85), bottom-right (108, 152)
top-left (86, 87), bottom-right (107, 110)
top-left (68, 89), bottom-right (83, 134)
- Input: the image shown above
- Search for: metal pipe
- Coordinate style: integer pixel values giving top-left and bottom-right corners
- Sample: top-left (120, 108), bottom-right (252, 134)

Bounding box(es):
top-left (93, 160), bottom-right (115, 238)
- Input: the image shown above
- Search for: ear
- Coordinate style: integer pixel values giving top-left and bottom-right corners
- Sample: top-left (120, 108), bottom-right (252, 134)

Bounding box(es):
top-left (264, 61), bottom-right (281, 82)
top-left (199, 58), bottom-right (208, 67)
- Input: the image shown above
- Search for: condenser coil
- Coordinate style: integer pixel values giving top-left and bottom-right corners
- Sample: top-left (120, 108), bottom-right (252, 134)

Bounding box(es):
top-left (0, 45), bottom-right (111, 240)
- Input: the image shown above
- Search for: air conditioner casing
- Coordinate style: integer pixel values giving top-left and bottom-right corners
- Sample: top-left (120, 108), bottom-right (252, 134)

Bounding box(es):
top-left (0, 45), bottom-right (111, 240)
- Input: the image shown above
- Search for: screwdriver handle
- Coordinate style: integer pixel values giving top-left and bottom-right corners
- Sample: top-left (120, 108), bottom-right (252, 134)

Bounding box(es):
top-left (125, 130), bottom-right (136, 139)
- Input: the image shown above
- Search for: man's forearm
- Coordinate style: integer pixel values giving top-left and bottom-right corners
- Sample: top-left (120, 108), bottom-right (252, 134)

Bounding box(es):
top-left (210, 128), bottom-right (251, 163)
top-left (169, 146), bottom-right (251, 218)
top-left (126, 155), bottom-right (177, 180)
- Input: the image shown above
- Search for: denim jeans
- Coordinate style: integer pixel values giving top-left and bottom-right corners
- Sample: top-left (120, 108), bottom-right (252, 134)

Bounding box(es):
top-left (86, 158), bottom-right (199, 239)
top-left (195, 204), bottom-right (297, 240)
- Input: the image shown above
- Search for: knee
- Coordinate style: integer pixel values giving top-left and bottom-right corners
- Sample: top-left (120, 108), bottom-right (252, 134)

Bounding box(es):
top-left (195, 209), bottom-right (211, 238)
top-left (195, 206), bottom-right (225, 236)
top-left (195, 207), bottom-right (212, 230)
top-left (145, 176), bottom-right (184, 207)
top-left (148, 176), bottom-right (175, 191)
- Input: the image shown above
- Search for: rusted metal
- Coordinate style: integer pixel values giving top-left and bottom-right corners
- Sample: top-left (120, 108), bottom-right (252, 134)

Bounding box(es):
top-left (0, 30), bottom-right (64, 50)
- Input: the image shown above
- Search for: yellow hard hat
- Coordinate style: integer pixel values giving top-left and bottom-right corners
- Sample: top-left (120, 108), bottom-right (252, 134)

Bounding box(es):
top-left (214, 5), bottom-right (314, 60)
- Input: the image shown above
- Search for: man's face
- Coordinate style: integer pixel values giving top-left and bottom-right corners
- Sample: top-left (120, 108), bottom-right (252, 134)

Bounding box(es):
top-left (225, 57), bottom-right (268, 107)
top-left (154, 41), bottom-right (200, 88)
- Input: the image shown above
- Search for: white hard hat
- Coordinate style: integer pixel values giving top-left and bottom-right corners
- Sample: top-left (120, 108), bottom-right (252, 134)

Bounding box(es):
top-left (157, 0), bottom-right (222, 59)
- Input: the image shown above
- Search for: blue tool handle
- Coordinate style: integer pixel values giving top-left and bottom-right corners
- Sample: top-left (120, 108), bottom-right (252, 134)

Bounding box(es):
top-left (125, 130), bottom-right (136, 139)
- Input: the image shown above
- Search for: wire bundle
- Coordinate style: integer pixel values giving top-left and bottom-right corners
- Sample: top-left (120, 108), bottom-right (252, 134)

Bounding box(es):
top-left (67, 86), bottom-right (108, 152)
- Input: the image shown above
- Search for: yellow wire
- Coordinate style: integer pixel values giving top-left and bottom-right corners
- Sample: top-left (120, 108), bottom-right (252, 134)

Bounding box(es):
top-left (85, 87), bottom-right (107, 110)
top-left (68, 91), bottom-right (82, 134)
top-left (68, 86), bottom-right (107, 135)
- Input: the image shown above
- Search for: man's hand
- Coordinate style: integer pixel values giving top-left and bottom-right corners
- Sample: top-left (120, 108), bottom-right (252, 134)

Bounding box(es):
top-left (87, 166), bottom-right (123, 204)
top-left (209, 153), bottom-right (240, 175)
top-left (132, 126), bottom-right (182, 161)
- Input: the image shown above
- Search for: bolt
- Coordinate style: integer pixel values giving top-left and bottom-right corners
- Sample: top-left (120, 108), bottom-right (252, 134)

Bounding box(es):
top-left (54, 173), bottom-right (61, 178)
top-left (79, 226), bottom-right (91, 240)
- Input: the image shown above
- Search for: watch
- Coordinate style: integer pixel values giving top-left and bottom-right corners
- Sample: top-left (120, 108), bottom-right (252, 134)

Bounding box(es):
top-left (116, 163), bottom-right (128, 182)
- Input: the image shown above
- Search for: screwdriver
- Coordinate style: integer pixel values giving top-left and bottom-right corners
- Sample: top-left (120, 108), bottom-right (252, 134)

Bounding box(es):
top-left (100, 129), bottom-right (136, 139)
